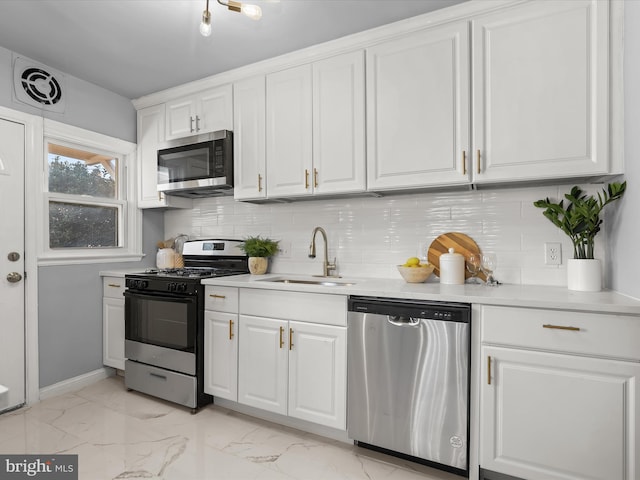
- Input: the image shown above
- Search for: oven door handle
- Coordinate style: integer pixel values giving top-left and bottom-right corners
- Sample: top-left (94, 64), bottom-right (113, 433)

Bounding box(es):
top-left (124, 290), bottom-right (198, 301)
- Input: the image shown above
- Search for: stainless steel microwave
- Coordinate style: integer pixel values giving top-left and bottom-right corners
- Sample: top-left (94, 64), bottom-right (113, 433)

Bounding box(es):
top-left (157, 130), bottom-right (233, 197)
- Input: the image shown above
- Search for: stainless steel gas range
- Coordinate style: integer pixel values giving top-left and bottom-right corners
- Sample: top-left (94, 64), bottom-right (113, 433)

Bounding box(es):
top-left (124, 239), bottom-right (248, 412)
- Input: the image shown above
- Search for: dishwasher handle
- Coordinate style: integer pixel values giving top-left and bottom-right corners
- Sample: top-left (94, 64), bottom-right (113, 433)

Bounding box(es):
top-left (387, 315), bottom-right (421, 327)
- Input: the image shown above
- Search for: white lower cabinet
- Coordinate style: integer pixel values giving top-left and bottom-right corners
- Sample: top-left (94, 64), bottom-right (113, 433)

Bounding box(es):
top-left (479, 305), bottom-right (640, 480)
top-left (203, 310), bottom-right (238, 401)
top-left (102, 277), bottom-right (126, 370)
top-left (237, 314), bottom-right (346, 430)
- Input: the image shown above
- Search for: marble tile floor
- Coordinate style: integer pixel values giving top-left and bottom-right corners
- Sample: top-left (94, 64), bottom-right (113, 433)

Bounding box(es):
top-left (0, 376), bottom-right (462, 480)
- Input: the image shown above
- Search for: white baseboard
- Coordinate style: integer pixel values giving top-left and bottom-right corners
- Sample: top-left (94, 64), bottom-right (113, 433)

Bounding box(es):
top-left (38, 367), bottom-right (115, 401)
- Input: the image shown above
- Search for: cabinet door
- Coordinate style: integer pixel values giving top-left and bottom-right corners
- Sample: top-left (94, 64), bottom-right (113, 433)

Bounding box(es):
top-left (103, 297), bottom-right (125, 370)
top-left (288, 321), bottom-right (346, 429)
top-left (204, 311), bottom-right (238, 401)
top-left (266, 64), bottom-right (313, 197)
top-left (312, 51), bottom-right (366, 195)
top-left (472, 0), bottom-right (610, 183)
top-left (136, 105), bottom-right (191, 209)
top-left (481, 345), bottom-right (640, 480)
top-left (233, 76), bottom-right (267, 200)
top-left (165, 97), bottom-right (196, 140)
top-left (198, 84), bottom-right (233, 134)
top-left (366, 21), bottom-right (470, 191)
top-left (238, 315), bottom-right (288, 415)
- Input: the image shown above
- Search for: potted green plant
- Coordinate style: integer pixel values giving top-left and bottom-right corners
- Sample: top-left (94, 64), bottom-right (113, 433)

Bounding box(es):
top-left (533, 181), bottom-right (626, 291)
top-left (239, 235), bottom-right (280, 274)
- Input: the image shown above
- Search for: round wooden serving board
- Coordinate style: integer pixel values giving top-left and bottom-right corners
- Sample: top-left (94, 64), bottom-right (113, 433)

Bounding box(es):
top-left (427, 232), bottom-right (486, 280)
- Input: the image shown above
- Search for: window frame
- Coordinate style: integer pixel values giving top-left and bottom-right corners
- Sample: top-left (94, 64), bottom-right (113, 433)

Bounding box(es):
top-left (39, 119), bottom-right (142, 265)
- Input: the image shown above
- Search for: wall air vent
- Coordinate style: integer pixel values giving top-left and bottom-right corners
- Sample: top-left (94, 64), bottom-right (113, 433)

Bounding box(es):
top-left (12, 56), bottom-right (66, 113)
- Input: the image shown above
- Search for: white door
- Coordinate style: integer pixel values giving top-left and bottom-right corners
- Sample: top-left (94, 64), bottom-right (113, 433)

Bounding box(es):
top-left (472, 0), bottom-right (609, 182)
top-left (233, 76), bottom-right (267, 200)
top-left (266, 64), bottom-right (313, 197)
top-left (0, 118), bottom-right (25, 412)
top-left (288, 321), bottom-right (346, 429)
top-left (313, 51), bottom-right (366, 195)
top-left (366, 21), bottom-right (470, 190)
top-left (481, 345), bottom-right (640, 480)
top-left (204, 310), bottom-right (238, 401)
top-left (238, 315), bottom-right (288, 415)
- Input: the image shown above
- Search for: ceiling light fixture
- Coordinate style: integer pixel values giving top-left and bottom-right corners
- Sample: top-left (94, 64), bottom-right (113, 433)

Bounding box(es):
top-left (200, 0), bottom-right (262, 37)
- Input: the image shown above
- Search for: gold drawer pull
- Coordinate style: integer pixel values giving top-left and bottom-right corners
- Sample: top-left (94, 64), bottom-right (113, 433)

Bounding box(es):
top-left (462, 150), bottom-right (466, 175)
top-left (209, 294), bottom-right (226, 299)
top-left (543, 324), bottom-right (581, 332)
top-left (289, 328), bottom-right (294, 350)
top-left (477, 149), bottom-right (481, 174)
top-left (229, 320), bottom-right (234, 340)
top-left (279, 326), bottom-right (284, 349)
top-left (258, 173), bottom-right (263, 192)
top-left (304, 169), bottom-right (309, 189)
top-left (313, 168), bottom-right (318, 188)
top-left (108, 283), bottom-right (121, 288)
top-left (487, 355), bottom-right (492, 385)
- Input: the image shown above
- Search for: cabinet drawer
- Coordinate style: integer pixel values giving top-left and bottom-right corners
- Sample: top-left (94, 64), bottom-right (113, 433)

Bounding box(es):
top-left (205, 286), bottom-right (239, 313)
top-left (240, 288), bottom-right (346, 326)
top-left (103, 277), bottom-right (125, 299)
top-left (481, 305), bottom-right (640, 361)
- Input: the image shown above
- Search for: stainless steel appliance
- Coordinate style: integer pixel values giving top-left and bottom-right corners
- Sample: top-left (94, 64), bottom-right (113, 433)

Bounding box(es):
top-left (347, 296), bottom-right (471, 476)
top-left (157, 130), bottom-right (233, 197)
top-left (124, 239), bottom-right (248, 411)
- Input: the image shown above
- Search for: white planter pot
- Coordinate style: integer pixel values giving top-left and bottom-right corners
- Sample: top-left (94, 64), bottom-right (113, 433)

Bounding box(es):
top-left (248, 257), bottom-right (269, 275)
top-left (567, 258), bottom-right (602, 292)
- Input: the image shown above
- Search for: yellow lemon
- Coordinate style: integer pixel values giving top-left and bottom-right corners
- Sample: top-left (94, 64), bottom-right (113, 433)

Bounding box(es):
top-left (405, 257), bottom-right (420, 266)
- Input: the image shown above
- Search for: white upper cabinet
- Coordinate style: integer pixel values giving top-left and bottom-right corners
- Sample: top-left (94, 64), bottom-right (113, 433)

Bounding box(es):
top-left (366, 21), bottom-right (471, 191)
top-left (265, 51), bottom-right (366, 199)
top-left (472, 0), bottom-right (611, 183)
top-left (136, 104), bottom-right (191, 209)
top-left (266, 64), bottom-right (314, 197)
top-left (312, 51), bottom-right (366, 195)
top-left (233, 76), bottom-right (267, 201)
top-left (165, 84), bottom-right (233, 141)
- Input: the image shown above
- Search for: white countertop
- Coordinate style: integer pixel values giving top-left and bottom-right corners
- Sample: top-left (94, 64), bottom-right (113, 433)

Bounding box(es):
top-left (202, 273), bottom-right (640, 316)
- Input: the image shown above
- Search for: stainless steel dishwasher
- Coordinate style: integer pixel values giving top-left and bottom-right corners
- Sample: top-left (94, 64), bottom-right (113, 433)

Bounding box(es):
top-left (347, 296), bottom-right (471, 476)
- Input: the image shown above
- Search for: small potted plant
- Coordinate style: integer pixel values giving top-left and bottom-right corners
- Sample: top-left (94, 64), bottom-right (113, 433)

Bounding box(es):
top-left (533, 181), bottom-right (626, 291)
top-left (239, 235), bottom-right (280, 275)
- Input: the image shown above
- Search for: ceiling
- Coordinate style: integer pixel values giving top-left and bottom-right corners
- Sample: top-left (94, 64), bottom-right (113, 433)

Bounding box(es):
top-left (0, 0), bottom-right (466, 100)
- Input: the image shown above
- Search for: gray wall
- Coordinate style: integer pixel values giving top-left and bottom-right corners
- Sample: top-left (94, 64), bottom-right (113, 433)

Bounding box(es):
top-left (0, 45), bottom-right (165, 388)
top-left (38, 210), bottom-right (163, 387)
top-left (610, 3), bottom-right (640, 299)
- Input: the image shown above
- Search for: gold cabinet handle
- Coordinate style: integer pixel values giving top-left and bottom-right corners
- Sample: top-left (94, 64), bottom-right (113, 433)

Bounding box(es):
top-left (313, 168), bottom-right (319, 188)
top-left (279, 326), bottom-right (284, 349)
top-left (462, 151), bottom-right (467, 175)
top-left (209, 294), bottom-right (226, 299)
top-left (487, 355), bottom-right (492, 385)
top-left (108, 283), bottom-right (121, 288)
top-left (543, 324), bottom-right (581, 332)
top-left (477, 149), bottom-right (481, 174)
top-left (289, 328), bottom-right (294, 350)
top-left (258, 173), bottom-right (263, 192)
top-left (304, 169), bottom-right (309, 189)
top-left (229, 319), bottom-right (234, 340)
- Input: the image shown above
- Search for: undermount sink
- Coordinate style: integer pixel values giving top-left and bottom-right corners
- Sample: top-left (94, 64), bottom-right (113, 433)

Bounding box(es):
top-left (263, 277), bottom-right (355, 287)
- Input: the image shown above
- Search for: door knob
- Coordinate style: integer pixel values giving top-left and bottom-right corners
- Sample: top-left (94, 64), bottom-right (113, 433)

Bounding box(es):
top-left (6, 272), bottom-right (22, 283)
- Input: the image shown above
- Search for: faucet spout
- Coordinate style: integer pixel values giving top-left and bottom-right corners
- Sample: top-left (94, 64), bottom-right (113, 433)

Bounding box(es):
top-left (308, 227), bottom-right (336, 277)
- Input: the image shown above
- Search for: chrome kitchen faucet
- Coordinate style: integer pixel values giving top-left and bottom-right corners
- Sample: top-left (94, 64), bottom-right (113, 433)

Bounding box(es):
top-left (308, 226), bottom-right (337, 277)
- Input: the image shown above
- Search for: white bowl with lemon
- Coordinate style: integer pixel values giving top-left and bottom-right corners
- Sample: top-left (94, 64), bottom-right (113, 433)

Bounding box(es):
top-left (397, 257), bottom-right (435, 283)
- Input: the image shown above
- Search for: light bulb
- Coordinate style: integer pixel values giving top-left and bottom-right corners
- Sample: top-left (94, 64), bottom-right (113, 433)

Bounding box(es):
top-left (200, 10), bottom-right (212, 36)
top-left (241, 3), bottom-right (262, 20)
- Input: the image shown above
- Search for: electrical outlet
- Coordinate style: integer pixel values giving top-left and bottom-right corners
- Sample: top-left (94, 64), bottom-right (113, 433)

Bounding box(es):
top-left (278, 241), bottom-right (291, 258)
top-left (545, 242), bottom-right (562, 265)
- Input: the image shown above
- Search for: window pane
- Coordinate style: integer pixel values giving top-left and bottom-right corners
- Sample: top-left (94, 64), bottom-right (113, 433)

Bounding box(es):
top-left (49, 202), bottom-right (118, 248)
top-left (48, 143), bottom-right (118, 198)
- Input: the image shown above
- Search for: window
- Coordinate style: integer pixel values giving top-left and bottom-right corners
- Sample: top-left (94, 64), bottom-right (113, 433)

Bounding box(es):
top-left (41, 120), bottom-right (141, 264)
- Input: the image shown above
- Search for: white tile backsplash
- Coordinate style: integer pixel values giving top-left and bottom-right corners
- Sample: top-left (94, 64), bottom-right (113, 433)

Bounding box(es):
top-left (164, 183), bottom-right (609, 286)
